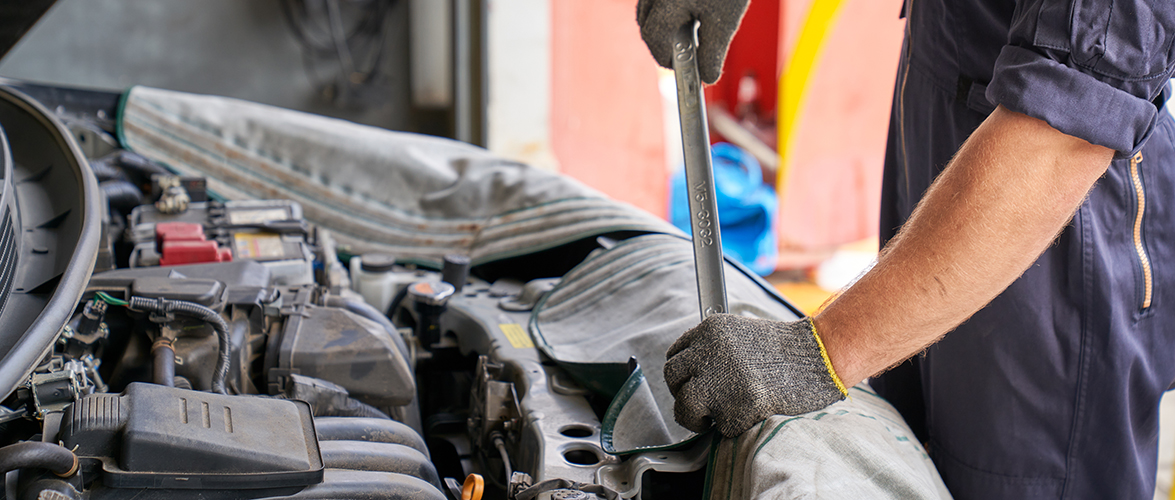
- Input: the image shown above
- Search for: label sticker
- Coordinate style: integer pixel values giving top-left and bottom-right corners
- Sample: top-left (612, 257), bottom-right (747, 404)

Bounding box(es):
top-left (234, 233), bottom-right (284, 259)
top-left (229, 208), bottom-right (290, 225)
top-left (499, 323), bottom-right (534, 349)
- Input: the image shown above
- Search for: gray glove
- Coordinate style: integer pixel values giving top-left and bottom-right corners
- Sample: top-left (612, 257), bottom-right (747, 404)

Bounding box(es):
top-left (636, 0), bottom-right (750, 84)
top-left (664, 314), bottom-right (848, 437)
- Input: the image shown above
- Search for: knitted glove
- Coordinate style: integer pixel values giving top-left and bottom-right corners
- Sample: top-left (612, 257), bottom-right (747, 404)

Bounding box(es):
top-left (664, 314), bottom-right (848, 437)
top-left (636, 0), bottom-right (750, 84)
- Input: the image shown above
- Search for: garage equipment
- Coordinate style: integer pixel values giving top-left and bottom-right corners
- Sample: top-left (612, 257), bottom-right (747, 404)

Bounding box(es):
top-left (672, 21), bottom-right (729, 319)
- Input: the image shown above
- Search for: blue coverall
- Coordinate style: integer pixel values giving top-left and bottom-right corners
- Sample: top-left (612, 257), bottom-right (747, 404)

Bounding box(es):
top-left (869, 0), bottom-right (1175, 498)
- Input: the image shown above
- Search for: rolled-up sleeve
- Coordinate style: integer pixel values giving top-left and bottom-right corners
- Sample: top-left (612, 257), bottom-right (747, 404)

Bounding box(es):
top-left (986, 0), bottom-right (1175, 157)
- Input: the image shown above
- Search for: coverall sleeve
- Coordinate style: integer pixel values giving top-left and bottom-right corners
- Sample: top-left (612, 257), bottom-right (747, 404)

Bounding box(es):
top-left (985, 0), bottom-right (1175, 157)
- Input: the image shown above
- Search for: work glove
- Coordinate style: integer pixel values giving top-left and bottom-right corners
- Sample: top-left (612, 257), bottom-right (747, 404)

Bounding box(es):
top-left (664, 314), bottom-right (848, 437)
top-left (636, 0), bottom-right (750, 84)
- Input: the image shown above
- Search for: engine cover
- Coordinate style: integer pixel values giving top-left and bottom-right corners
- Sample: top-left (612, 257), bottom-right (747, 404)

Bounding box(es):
top-left (60, 383), bottom-right (324, 490)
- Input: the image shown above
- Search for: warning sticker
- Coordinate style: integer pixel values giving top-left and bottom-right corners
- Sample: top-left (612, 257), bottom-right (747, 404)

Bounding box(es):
top-left (498, 323), bottom-right (534, 349)
top-left (234, 233), bottom-right (285, 260)
top-left (229, 208), bottom-right (290, 225)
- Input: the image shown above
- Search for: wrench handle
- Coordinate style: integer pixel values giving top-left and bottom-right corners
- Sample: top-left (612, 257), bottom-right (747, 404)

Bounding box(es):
top-left (672, 21), bottom-right (728, 320)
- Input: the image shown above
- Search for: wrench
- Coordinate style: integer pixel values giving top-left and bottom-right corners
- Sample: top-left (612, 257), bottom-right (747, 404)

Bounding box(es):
top-left (672, 21), bottom-right (728, 320)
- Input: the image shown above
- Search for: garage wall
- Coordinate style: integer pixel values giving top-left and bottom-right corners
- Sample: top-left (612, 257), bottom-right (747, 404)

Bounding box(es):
top-left (548, 0), bottom-right (668, 218)
top-left (0, 0), bottom-right (412, 131)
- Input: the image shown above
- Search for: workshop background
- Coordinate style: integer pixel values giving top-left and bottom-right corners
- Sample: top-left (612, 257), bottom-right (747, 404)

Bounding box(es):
top-left (0, 0), bottom-right (896, 289)
top-left (2, 2), bottom-right (1172, 498)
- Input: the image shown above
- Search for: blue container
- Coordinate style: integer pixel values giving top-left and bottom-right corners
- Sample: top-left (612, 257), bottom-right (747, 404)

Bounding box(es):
top-left (669, 143), bottom-right (778, 276)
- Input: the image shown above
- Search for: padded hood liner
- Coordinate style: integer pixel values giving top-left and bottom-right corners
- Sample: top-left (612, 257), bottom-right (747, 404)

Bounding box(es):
top-left (529, 234), bottom-right (801, 453)
top-left (116, 86), bottom-right (680, 267)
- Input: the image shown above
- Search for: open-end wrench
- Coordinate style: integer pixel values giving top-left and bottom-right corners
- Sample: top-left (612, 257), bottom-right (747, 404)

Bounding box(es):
top-left (672, 21), bottom-right (728, 320)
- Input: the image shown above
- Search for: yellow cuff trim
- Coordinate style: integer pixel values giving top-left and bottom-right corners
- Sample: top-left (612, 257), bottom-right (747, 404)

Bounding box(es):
top-left (808, 317), bottom-right (849, 398)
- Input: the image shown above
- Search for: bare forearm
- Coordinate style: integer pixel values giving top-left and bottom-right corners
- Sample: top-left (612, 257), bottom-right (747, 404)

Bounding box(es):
top-left (815, 106), bottom-right (1114, 386)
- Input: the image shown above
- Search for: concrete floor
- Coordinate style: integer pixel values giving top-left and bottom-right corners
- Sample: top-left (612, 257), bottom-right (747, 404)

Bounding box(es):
top-left (0, 0), bottom-right (412, 131)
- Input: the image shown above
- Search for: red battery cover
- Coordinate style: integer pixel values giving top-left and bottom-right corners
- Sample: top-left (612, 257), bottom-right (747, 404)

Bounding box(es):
top-left (155, 222), bottom-right (232, 266)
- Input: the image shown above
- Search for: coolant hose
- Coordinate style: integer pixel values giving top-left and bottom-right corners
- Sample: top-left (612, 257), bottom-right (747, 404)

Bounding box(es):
top-left (152, 338), bottom-right (176, 387)
top-left (0, 442), bottom-right (77, 477)
top-left (129, 297), bottom-right (231, 394)
top-left (325, 296), bottom-right (410, 361)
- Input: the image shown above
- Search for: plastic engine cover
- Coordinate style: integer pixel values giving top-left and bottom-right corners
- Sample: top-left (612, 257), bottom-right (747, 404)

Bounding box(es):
top-left (61, 383), bottom-right (324, 489)
top-left (272, 288), bottom-right (415, 406)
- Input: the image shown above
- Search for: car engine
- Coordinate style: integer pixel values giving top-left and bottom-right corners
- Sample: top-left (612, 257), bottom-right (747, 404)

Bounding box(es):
top-left (0, 83), bottom-right (710, 500)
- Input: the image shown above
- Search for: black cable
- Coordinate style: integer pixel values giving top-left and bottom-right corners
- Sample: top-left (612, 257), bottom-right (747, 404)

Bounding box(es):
top-left (474, 448), bottom-right (510, 491)
top-left (491, 432), bottom-right (513, 484)
top-left (0, 442), bottom-right (77, 477)
top-left (128, 297), bottom-right (231, 394)
top-left (386, 285), bottom-right (409, 320)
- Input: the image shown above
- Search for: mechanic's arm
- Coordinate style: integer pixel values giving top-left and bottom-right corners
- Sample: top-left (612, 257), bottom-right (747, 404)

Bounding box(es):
top-left (664, 106), bottom-right (1114, 437)
top-left (816, 105), bottom-right (1113, 386)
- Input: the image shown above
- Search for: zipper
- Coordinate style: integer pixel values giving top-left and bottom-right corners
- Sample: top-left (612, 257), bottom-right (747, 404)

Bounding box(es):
top-left (1130, 151), bottom-right (1153, 310)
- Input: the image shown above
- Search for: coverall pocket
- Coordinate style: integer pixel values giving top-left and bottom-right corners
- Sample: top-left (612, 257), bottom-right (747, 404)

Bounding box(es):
top-left (1033, 0), bottom-right (1175, 100)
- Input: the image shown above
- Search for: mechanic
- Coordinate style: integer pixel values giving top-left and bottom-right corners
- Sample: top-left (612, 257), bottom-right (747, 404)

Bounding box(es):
top-left (638, 0), bottom-right (1175, 498)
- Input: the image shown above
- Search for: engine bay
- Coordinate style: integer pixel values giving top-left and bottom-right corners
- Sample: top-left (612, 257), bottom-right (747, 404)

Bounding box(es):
top-left (0, 83), bottom-right (711, 500)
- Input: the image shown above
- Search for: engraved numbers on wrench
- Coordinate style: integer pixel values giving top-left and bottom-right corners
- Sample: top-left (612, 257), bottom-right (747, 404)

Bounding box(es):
top-left (674, 41), bottom-right (699, 107)
top-left (692, 181), bottom-right (715, 246)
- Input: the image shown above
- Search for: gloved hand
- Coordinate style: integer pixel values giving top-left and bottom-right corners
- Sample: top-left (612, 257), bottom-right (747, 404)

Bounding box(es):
top-left (636, 0), bottom-right (750, 84)
top-left (664, 314), bottom-right (848, 437)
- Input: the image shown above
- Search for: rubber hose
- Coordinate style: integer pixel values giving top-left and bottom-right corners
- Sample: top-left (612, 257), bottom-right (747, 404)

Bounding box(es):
top-left (129, 297), bottom-right (231, 394)
top-left (325, 296), bottom-right (410, 360)
top-left (89, 157), bottom-right (127, 182)
top-left (114, 151), bottom-right (170, 177)
top-left (314, 417), bottom-right (429, 457)
top-left (152, 339), bottom-right (175, 387)
top-left (0, 442), bottom-right (77, 477)
top-left (19, 478), bottom-right (82, 500)
top-left (100, 180), bottom-right (144, 213)
top-left (386, 285), bottom-right (409, 319)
